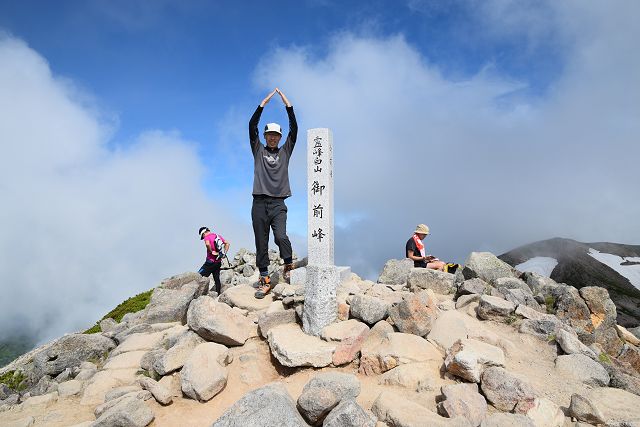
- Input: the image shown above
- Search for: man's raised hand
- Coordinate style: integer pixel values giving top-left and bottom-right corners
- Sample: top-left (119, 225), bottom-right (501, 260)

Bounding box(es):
top-left (260, 89), bottom-right (277, 107)
top-left (276, 88), bottom-right (292, 108)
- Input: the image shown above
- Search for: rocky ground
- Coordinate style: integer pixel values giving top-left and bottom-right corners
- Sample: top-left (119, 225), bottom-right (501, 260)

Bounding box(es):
top-left (2, 250), bottom-right (640, 426)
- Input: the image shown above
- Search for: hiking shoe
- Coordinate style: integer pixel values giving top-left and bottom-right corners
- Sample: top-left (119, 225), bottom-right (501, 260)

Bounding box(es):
top-left (255, 275), bottom-right (272, 299)
top-left (283, 263), bottom-right (294, 284)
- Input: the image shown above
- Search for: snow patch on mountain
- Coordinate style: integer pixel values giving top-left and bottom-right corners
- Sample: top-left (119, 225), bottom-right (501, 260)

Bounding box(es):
top-left (515, 257), bottom-right (558, 277)
top-left (589, 248), bottom-right (640, 290)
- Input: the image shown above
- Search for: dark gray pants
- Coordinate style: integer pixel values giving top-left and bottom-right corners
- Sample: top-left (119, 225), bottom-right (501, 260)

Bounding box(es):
top-left (252, 196), bottom-right (293, 272)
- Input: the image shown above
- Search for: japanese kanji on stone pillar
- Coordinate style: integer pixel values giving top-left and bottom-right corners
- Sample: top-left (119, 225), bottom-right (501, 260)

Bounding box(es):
top-left (303, 128), bottom-right (338, 336)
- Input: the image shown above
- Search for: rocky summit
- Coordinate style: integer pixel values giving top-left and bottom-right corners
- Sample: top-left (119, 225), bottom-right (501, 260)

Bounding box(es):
top-left (2, 248), bottom-right (640, 426)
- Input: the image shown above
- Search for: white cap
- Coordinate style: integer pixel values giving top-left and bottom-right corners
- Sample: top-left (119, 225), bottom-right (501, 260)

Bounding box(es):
top-left (264, 123), bottom-right (282, 135)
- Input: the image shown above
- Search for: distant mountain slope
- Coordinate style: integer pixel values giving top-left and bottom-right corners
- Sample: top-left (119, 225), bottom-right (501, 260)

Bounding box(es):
top-left (0, 335), bottom-right (36, 369)
top-left (500, 237), bottom-right (640, 327)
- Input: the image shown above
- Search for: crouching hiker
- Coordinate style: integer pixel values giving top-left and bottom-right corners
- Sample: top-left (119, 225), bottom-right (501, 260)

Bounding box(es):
top-left (198, 226), bottom-right (230, 295)
top-left (406, 224), bottom-right (458, 273)
top-left (248, 88), bottom-right (298, 299)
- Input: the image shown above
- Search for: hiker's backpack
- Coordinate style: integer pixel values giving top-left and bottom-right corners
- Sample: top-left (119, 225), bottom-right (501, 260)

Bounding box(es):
top-left (212, 234), bottom-right (226, 261)
top-left (444, 263), bottom-right (460, 274)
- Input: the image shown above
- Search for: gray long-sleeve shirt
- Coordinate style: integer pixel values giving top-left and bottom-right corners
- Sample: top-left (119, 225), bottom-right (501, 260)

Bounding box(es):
top-left (249, 105), bottom-right (298, 198)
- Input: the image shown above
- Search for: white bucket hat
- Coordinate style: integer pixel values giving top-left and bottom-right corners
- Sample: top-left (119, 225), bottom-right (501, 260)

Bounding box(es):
top-left (264, 123), bottom-right (282, 135)
top-left (414, 224), bottom-right (430, 235)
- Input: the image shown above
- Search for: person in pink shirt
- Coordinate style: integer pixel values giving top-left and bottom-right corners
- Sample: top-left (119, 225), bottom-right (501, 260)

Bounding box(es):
top-left (198, 226), bottom-right (230, 295)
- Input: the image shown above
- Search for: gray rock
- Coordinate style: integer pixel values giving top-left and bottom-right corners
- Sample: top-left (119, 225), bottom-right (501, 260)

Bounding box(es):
top-left (377, 258), bottom-right (414, 285)
top-left (54, 368), bottom-right (73, 383)
top-left (407, 268), bottom-right (456, 295)
top-left (32, 334), bottom-right (116, 378)
top-left (480, 367), bottom-right (537, 413)
top-left (257, 309), bottom-right (297, 338)
top-left (187, 296), bottom-right (253, 346)
top-left (0, 384), bottom-right (12, 400)
top-left (387, 293), bottom-right (437, 337)
top-left (323, 399), bottom-right (376, 427)
top-left (92, 396), bottom-right (154, 427)
top-left (99, 318), bottom-right (118, 333)
top-left (444, 339), bottom-right (505, 383)
top-left (181, 342), bottom-right (230, 402)
top-left (140, 348), bottom-right (165, 377)
top-left (104, 386), bottom-right (142, 402)
top-left (267, 324), bottom-right (336, 368)
top-left (555, 354), bottom-right (610, 386)
top-left (57, 379), bottom-right (83, 398)
top-left (580, 286), bottom-right (623, 356)
top-left (211, 383), bottom-right (308, 427)
top-left (521, 272), bottom-right (560, 297)
top-left (372, 391), bottom-right (471, 427)
top-left (138, 377), bottom-right (172, 405)
top-left (455, 294), bottom-right (481, 309)
top-left (438, 383), bottom-right (487, 427)
top-left (518, 317), bottom-right (567, 340)
top-left (153, 330), bottom-right (204, 375)
top-left (160, 272), bottom-right (208, 289)
top-left (30, 375), bottom-right (58, 396)
top-left (498, 288), bottom-right (543, 311)
top-left (456, 278), bottom-right (489, 297)
top-left (462, 252), bottom-right (517, 283)
top-left (551, 285), bottom-right (595, 345)
top-left (476, 295), bottom-right (515, 321)
top-left (143, 280), bottom-right (207, 324)
top-left (556, 328), bottom-right (596, 357)
top-left (568, 393), bottom-right (606, 425)
top-left (514, 304), bottom-right (552, 321)
top-left (297, 372), bottom-right (361, 425)
top-left (242, 264), bottom-right (254, 277)
top-left (580, 387), bottom-right (640, 426)
top-left (480, 413), bottom-right (535, 427)
top-left (492, 277), bottom-right (532, 293)
top-left (378, 362), bottom-right (435, 391)
top-left (350, 294), bottom-right (390, 325)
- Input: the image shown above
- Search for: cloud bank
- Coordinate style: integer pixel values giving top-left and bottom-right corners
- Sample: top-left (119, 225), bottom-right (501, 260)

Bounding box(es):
top-left (0, 35), bottom-right (251, 342)
top-left (254, 1), bottom-right (640, 278)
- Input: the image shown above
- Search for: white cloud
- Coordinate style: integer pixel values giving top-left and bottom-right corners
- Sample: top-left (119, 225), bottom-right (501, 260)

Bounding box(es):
top-left (0, 35), bottom-right (252, 342)
top-left (253, 1), bottom-right (640, 278)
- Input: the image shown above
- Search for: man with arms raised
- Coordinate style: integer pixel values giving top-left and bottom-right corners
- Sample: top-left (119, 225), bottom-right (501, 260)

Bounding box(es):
top-left (249, 88), bottom-right (297, 299)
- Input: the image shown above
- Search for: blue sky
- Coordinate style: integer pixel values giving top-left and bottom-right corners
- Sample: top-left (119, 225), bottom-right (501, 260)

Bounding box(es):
top-left (1, 0), bottom-right (638, 341)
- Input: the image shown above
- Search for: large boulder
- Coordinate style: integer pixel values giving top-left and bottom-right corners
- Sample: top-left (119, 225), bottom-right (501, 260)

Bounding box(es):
top-left (524, 397), bottom-right (564, 427)
top-left (387, 292), bottom-right (437, 337)
top-left (372, 391), bottom-right (471, 427)
top-left (323, 399), bottom-right (376, 427)
top-left (349, 295), bottom-right (389, 325)
top-left (378, 362), bottom-right (436, 391)
top-left (143, 279), bottom-right (207, 324)
top-left (579, 286), bottom-right (623, 355)
top-left (181, 342), bottom-right (230, 402)
top-left (476, 295), bottom-right (515, 321)
top-left (579, 387), bottom-right (640, 426)
top-left (187, 296), bottom-right (254, 346)
top-left (153, 330), bottom-right (204, 375)
top-left (437, 383), bottom-right (487, 427)
top-left (257, 309), bottom-right (297, 338)
top-left (377, 258), bottom-right (414, 285)
top-left (480, 413), bottom-right (534, 427)
top-left (138, 377), bottom-right (172, 405)
top-left (480, 367), bottom-right (537, 413)
top-left (618, 344), bottom-right (640, 374)
top-left (555, 354), bottom-right (610, 386)
top-left (211, 383), bottom-right (308, 427)
top-left (555, 328), bottom-right (596, 357)
top-left (462, 252), bottom-right (517, 283)
top-left (567, 393), bottom-right (606, 425)
top-left (32, 334), bottom-right (116, 378)
top-left (456, 278), bottom-right (489, 297)
top-left (267, 324), bottom-right (336, 368)
top-left (407, 268), bottom-right (456, 294)
top-left (521, 272), bottom-right (560, 296)
top-left (321, 319), bottom-right (370, 366)
top-left (551, 285), bottom-right (595, 345)
top-left (445, 339), bottom-right (505, 383)
top-left (92, 395), bottom-right (154, 427)
top-left (297, 372), bottom-right (360, 425)
top-left (359, 332), bottom-right (442, 375)
top-left (219, 284), bottom-right (274, 312)
top-left (428, 310), bottom-right (469, 351)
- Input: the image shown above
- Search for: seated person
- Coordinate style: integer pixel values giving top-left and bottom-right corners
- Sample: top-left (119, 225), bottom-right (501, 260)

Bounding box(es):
top-left (406, 224), bottom-right (446, 271)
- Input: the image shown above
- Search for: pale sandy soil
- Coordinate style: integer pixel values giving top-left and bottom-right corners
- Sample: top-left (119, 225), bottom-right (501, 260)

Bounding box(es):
top-left (1, 300), bottom-right (593, 427)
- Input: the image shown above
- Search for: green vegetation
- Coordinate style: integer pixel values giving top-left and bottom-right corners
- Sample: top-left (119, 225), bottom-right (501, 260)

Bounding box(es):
top-left (547, 334), bottom-right (557, 342)
top-left (544, 295), bottom-right (556, 314)
top-left (0, 370), bottom-right (27, 391)
top-left (84, 289), bottom-right (154, 334)
top-left (504, 314), bottom-right (519, 325)
top-left (598, 353), bottom-right (612, 365)
top-left (0, 336), bottom-right (35, 368)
